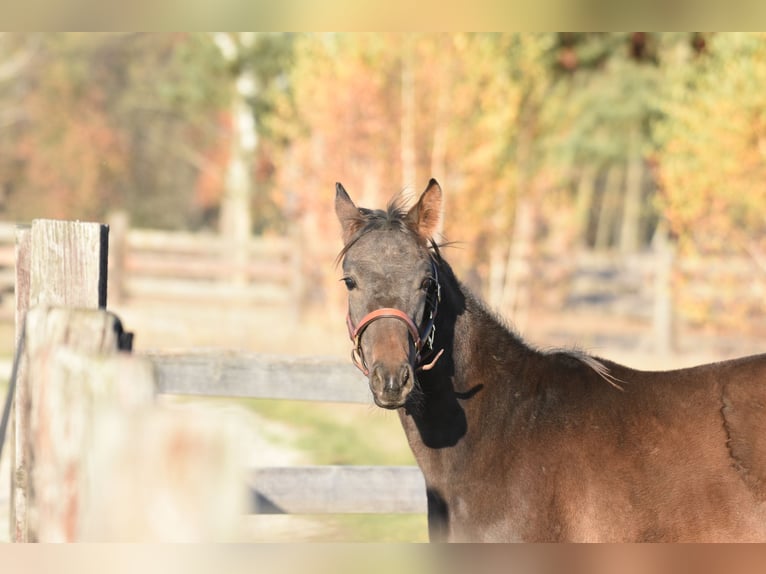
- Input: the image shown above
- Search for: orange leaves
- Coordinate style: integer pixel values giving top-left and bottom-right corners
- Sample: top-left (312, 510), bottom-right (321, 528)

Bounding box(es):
top-left (11, 65), bottom-right (126, 221)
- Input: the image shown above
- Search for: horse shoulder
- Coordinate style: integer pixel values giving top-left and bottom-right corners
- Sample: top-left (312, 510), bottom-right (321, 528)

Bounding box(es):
top-left (717, 354), bottom-right (766, 500)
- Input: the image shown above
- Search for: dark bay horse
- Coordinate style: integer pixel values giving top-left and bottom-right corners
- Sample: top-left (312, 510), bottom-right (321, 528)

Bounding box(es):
top-left (335, 178), bottom-right (766, 542)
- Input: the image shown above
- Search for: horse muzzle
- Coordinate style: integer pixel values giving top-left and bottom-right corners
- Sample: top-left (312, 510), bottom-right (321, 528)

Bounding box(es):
top-left (369, 361), bottom-right (415, 409)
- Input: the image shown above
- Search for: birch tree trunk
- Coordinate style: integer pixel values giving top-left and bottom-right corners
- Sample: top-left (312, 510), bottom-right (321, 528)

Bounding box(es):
top-left (214, 33), bottom-right (258, 286)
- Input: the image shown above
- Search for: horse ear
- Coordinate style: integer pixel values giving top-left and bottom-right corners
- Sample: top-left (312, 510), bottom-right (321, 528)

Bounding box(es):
top-left (408, 178), bottom-right (442, 239)
top-left (335, 182), bottom-right (363, 244)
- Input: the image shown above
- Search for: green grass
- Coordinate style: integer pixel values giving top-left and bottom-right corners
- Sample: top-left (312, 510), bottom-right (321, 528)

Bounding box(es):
top-left (322, 514), bottom-right (428, 542)
top-left (238, 398), bottom-right (428, 542)
top-left (241, 398), bottom-right (416, 466)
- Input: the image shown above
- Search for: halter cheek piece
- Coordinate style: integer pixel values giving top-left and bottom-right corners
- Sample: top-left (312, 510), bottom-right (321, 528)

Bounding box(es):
top-left (346, 262), bottom-right (444, 376)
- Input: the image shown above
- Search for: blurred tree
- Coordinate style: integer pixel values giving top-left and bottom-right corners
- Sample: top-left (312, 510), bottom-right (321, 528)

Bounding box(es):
top-left (0, 33), bottom-right (294, 233)
top-left (213, 32), bottom-right (294, 243)
top-left (5, 32), bottom-right (763, 321)
top-left (271, 33), bottom-right (452, 307)
top-left (654, 32), bottom-right (766, 256)
top-left (270, 33), bottom-right (564, 311)
top-left (545, 33), bottom-right (664, 253)
top-left (0, 33), bottom-right (231, 228)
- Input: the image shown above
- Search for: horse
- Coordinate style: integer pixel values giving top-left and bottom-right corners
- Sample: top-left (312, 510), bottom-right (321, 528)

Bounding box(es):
top-left (334, 178), bottom-right (766, 542)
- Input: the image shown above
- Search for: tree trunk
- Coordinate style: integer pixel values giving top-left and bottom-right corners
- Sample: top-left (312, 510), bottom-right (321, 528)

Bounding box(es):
top-left (214, 33), bottom-right (258, 286)
top-left (401, 36), bottom-right (416, 194)
top-left (595, 163), bottom-right (624, 251)
top-left (652, 220), bottom-right (676, 355)
top-left (500, 199), bottom-right (535, 331)
top-left (620, 128), bottom-right (644, 253)
top-left (429, 36), bottom-right (452, 239)
top-left (574, 164), bottom-right (598, 248)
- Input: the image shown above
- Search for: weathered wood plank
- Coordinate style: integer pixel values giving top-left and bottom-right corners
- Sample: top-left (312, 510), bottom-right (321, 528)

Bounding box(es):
top-left (30, 346), bottom-right (155, 542)
top-left (14, 225), bottom-right (31, 335)
top-left (126, 278), bottom-right (292, 303)
top-left (249, 466), bottom-right (427, 515)
top-left (79, 402), bottom-right (248, 542)
top-left (29, 219), bottom-right (109, 309)
top-left (10, 225), bottom-right (30, 542)
top-left (11, 219), bottom-right (109, 542)
top-left (149, 351), bottom-right (372, 404)
top-left (16, 306), bottom-right (247, 542)
top-left (20, 307), bottom-right (131, 541)
top-left (148, 351), bottom-right (369, 402)
top-left (127, 228), bottom-right (292, 256)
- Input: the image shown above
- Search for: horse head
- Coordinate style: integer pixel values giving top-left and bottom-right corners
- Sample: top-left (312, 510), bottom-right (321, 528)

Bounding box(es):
top-left (335, 179), bottom-right (443, 409)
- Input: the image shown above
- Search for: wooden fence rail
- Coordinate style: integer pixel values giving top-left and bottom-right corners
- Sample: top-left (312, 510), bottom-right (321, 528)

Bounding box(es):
top-left (150, 351), bottom-right (371, 403)
top-left (250, 466), bottom-right (426, 515)
top-left (107, 213), bottom-right (302, 307)
top-left (148, 350), bottom-right (431, 516)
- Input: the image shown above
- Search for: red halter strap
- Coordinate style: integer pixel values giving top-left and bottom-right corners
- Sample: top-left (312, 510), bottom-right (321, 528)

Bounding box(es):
top-left (347, 308), bottom-right (422, 351)
top-left (346, 308), bottom-right (423, 376)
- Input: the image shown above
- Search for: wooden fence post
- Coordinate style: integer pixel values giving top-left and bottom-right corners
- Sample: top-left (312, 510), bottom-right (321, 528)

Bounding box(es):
top-left (78, 402), bottom-right (247, 542)
top-left (23, 307), bottom-right (150, 541)
top-left (11, 219), bottom-right (109, 542)
top-left (18, 306), bottom-right (246, 542)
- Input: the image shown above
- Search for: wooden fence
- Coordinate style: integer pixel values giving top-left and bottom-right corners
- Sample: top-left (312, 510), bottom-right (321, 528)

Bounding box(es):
top-left (106, 213), bottom-right (303, 307)
top-left (5, 217), bottom-right (766, 541)
top-left (0, 218), bottom-right (303, 319)
top-left (7, 218), bottom-right (423, 542)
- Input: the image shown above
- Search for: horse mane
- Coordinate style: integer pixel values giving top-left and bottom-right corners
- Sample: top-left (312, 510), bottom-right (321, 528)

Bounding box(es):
top-left (436, 250), bottom-right (625, 391)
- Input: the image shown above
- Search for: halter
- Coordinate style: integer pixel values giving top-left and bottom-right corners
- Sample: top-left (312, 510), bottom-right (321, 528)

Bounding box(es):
top-left (346, 260), bottom-right (444, 376)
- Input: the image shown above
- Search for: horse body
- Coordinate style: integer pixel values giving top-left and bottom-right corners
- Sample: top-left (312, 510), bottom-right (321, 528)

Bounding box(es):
top-left (335, 179), bottom-right (766, 542)
top-left (402, 281), bottom-right (766, 541)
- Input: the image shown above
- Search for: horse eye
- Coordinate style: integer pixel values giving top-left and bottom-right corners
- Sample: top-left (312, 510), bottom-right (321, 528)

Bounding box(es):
top-left (342, 277), bottom-right (357, 291)
top-left (421, 277), bottom-right (434, 291)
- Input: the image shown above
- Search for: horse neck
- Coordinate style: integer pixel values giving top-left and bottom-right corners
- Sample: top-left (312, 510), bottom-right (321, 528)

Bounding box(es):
top-left (430, 259), bottom-right (529, 391)
top-left (400, 258), bottom-right (530, 449)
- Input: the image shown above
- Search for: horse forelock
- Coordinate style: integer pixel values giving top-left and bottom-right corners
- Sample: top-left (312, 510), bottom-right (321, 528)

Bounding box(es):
top-left (336, 194), bottom-right (436, 265)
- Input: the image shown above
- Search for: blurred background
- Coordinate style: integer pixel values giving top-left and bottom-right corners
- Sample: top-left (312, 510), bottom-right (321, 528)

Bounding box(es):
top-left (0, 32), bottom-right (765, 541)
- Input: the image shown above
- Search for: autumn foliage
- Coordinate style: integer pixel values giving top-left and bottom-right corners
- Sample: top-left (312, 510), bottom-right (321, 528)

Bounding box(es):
top-left (0, 33), bottom-right (764, 324)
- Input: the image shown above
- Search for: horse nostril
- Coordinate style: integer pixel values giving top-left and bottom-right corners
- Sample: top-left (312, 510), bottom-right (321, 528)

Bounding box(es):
top-left (401, 366), bottom-right (410, 384)
top-left (371, 365), bottom-right (394, 391)
top-left (371, 365), bottom-right (385, 387)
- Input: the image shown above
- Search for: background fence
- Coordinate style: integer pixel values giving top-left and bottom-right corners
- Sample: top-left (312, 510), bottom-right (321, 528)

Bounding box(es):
top-left (1, 218), bottom-right (764, 344)
top-left (106, 212), bottom-right (303, 307)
